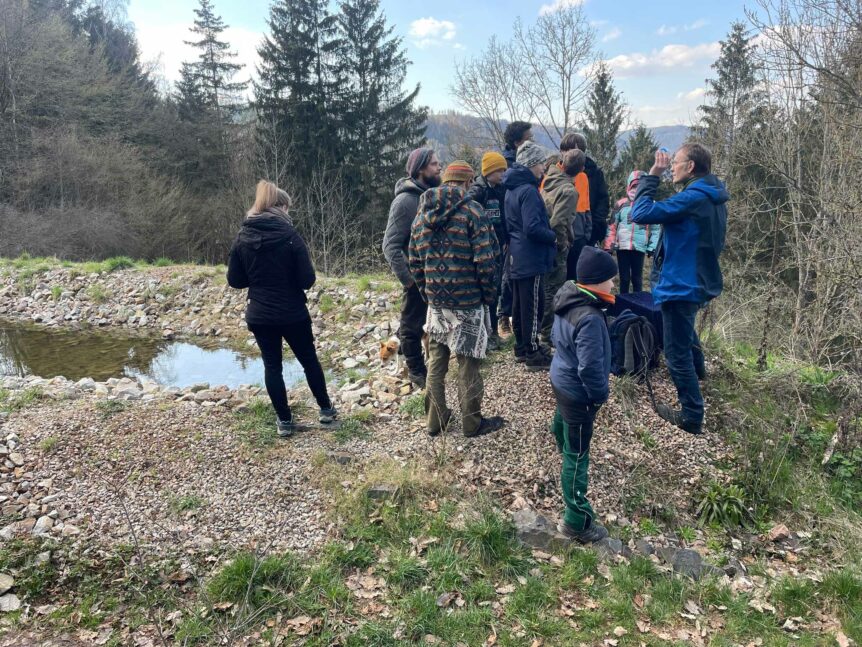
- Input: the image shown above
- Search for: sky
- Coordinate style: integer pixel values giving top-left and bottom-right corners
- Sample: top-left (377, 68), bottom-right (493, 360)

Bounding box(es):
top-left (128, 0), bottom-right (752, 128)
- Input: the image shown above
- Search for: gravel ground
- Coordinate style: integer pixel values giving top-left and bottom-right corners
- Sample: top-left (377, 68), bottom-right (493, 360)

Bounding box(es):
top-left (2, 347), bottom-right (730, 559)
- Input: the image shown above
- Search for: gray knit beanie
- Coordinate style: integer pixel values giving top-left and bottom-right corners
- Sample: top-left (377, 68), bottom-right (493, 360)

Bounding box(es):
top-left (517, 140), bottom-right (550, 168)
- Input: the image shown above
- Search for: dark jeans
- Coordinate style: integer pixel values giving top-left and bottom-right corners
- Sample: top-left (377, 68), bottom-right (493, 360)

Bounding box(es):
top-left (617, 250), bottom-right (645, 293)
top-left (566, 238), bottom-right (587, 281)
top-left (661, 301), bottom-right (706, 424)
top-left (512, 275), bottom-right (544, 357)
top-left (249, 318), bottom-right (332, 422)
top-left (500, 252), bottom-right (513, 317)
top-left (399, 283), bottom-right (428, 376)
top-left (489, 252), bottom-right (506, 334)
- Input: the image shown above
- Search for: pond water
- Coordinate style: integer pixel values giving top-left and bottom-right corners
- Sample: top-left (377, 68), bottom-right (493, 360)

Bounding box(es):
top-left (0, 321), bottom-right (304, 389)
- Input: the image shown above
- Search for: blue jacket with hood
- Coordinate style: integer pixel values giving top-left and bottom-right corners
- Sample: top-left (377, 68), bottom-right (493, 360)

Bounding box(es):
top-left (550, 281), bottom-right (611, 406)
top-left (630, 174), bottom-right (728, 305)
top-left (503, 163), bottom-right (556, 280)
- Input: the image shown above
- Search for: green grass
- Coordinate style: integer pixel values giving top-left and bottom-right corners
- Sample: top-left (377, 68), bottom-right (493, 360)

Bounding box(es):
top-left (86, 284), bottom-right (109, 304)
top-left (102, 256), bottom-right (136, 272)
top-left (399, 392), bottom-right (424, 419)
top-left (50, 285), bottom-right (63, 301)
top-left (95, 399), bottom-right (129, 419)
top-left (0, 387), bottom-right (44, 413)
top-left (318, 293), bottom-right (336, 314)
top-left (167, 493), bottom-right (206, 514)
top-left (39, 436), bottom-right (60, 453)
top-left (356, 276), bottom-right (372, 292)
top-left (152, 257), bottom-right (173, 267)
top-left (333, 414), bottom-right (372, 444)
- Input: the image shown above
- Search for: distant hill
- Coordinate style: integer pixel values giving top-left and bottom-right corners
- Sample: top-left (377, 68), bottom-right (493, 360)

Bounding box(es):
top-left (425, 112), bottom-right (691, 162)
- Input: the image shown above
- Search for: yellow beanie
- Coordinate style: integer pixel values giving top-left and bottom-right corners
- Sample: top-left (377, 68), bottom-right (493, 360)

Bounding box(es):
top-left (481, 152), bottom-right (507, 177)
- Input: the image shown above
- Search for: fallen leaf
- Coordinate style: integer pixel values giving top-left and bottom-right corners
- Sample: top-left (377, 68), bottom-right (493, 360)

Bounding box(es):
top-left (685, 599), bottom-right (702, 615)
top-left (495, 584), bottom-right (516, 595)
top-left (598, 564), bottom-right (612, 580)
top-left (613, 626), bottom-right (628, 637)
top-left (836, 631), bottom-right (851, 647)
top-left (767, 524), bottom-right (791, 542)
top-left (634, 594), bottom-right (645, 608)
top-left (436, 592), bottom-right (455, 608)
top-left (636, 620), bottom-right (650, 634)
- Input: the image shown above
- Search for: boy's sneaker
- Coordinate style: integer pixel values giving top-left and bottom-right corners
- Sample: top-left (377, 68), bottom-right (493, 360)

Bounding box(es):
top-left (655, 403), bottom-right (703, 435)
top-left (514, 350), bottom-right (527, 363)
top-left (525, 348), bottom-right (552, 372)
top-left (408, 372), bottom-right (427, 389)
top-left (319, 407), bottom-right (338, 425)
top-left (276, 419), bottom-right (296, 438)
top-left (487, 334), bottom-right (502, 352)
top-left (499, 316), bottom-right (512, 336)
top-left (559, 520), bottom-right (609, 544)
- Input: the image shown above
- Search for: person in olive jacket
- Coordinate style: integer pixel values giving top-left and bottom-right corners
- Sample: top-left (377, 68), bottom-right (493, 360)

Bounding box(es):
top-left (227, 180), bottom-right (337, 438)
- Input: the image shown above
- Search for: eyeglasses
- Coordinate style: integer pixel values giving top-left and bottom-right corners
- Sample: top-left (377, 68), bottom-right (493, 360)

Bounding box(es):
top-left (672, 157), bottom-right (691, 167)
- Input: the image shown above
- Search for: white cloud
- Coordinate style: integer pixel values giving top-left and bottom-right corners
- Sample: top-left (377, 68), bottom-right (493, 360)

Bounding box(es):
top-left (604, 42), bottom-right (721, 78)
top-left (133, 18), bottom-right (260, 92)
top-left (677, 87), bottom-right (706, 100)
top-left (409, 17), bottom-right (457, 48)
top-left (602, 27), bottom-right (622, 42)
top-left (656, 19), bottom-right (709, 36)
top-left (538, 0), bottom-right (585, 17)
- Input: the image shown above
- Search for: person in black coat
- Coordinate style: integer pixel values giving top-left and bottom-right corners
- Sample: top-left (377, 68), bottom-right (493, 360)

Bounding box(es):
top-left (227, 180), bottom-right (337, 437)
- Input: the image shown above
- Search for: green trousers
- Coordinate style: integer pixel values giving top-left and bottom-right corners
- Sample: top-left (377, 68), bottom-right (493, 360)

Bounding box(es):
top-left (425, 339), bottom-right (483, 436)
top-left (550, 407), bottom-right (596, 530)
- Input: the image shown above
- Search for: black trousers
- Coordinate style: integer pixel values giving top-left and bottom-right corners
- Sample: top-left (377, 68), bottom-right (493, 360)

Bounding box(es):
top-left (399, 283), bottom-right (428, 376)
top-left (249, 317), bottom-right (332, 422)
top-left (512, 275), bottom-right (544, 357)
top-left (566, 238), bottom-right (588, 281)
top-left (617, 250), bottom-right (645, 293)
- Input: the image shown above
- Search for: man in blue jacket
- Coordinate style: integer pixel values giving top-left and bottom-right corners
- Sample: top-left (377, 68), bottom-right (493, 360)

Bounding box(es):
top-left (631, 143), bottom-right (728, 435)
top-left (503, 140), bottom-right (556, 370)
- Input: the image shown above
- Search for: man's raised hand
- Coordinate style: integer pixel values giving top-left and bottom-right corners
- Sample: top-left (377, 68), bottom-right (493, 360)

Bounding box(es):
top-left (650, 149), bottom-right (671, 177)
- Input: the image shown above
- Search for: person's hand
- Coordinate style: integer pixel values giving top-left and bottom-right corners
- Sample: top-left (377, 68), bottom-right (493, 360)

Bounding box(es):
top-left (650, 149), bottom-right (671, 177)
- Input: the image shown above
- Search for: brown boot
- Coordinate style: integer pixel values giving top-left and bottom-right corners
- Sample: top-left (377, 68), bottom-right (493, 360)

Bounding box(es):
top-left (499, 316), bottom-right (512, 336)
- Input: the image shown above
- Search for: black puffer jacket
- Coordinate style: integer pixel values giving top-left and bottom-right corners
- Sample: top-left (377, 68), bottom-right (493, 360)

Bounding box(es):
top-left (584, 157), bottom-right (610, 245)
top-left (227, 209), bottom-right (316, 325)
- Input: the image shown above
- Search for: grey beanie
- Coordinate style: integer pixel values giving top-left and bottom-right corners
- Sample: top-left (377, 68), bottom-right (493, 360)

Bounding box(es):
top-left (517, 140), bottom-right (550, 168)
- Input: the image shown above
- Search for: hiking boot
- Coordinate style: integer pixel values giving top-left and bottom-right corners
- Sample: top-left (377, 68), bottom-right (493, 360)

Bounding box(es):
top-left (559, 520), bottom-right (609, 544)
top-left (464, 416), bottom-right (505, 438)
top-left (525, 348), bottom-right (552, 372)
top-left (487, 334), bottom-right (502, 352)
top-left (409, 372), bottom-right (427, 389)
top-left (499, 316), bottom-right (512, 336)
top-left (319, 407), bottom-right (338, 425)
top-left (656, 403), bottom-right (703, 435)
top-left (514, 350), bottom-right (527, 363)
top-left (428, 408), bottom-right (453, 437)
top-left (276, 418), bottom-right (296, 438)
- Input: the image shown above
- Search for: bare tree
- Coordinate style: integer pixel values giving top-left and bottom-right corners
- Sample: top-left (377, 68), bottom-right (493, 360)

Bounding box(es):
top-left (452, 4), bottom-right (597, 146)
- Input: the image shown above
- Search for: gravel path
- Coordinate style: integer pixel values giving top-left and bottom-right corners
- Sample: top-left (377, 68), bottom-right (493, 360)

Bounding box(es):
top-left (3, 348), bottom-right (730, 558)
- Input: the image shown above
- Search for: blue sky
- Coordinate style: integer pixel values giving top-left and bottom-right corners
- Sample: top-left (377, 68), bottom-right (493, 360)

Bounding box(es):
top-left (129, 0), bottom-right (751, 127)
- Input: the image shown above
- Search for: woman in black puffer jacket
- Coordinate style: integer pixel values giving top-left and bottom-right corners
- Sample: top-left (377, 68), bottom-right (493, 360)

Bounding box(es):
top-left (227, 180), bottom-right (337, 437)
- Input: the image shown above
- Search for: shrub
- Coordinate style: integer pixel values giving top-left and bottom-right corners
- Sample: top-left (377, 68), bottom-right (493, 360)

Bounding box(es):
top-left (696, 482), bottom-right (751, 528)
top-left (103, 256), bottom-right (135, 272)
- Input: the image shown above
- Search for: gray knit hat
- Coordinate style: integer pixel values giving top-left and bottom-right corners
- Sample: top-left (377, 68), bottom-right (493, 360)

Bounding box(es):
top-left (517, 140), bottom-right (550, 168)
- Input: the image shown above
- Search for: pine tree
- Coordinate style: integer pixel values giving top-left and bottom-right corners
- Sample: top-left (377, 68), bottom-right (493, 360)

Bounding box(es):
top-left (582, 62), bottom-right (626, 176)
top-left (255, 0), bottom-right (343, 186)
top-left (183, 0), bottom-right (248, 122)
top-left (616, 124), bottom-right (658, 178)
top-left (337, 0), bottom-right (426, 212)
top-left (697, 21), bottom-right (764, 167)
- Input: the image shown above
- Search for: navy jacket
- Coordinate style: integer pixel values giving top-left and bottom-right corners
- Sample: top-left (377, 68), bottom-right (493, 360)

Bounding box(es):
top-left (631, 174), bottom-right (728, 305)
top-left (503, 148), bottom-right (517, 168)
top-left (503, 164), bottom-right (556, 280)
top-left (550, 282), bottom-right (611, 405)
top-left (227, 211), bottom-right (315, 325)
top-left (466, 175), bottom-right (508, 250)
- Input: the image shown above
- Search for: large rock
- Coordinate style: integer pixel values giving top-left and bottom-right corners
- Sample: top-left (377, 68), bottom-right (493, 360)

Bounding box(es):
top-left (672, 549), bottom-right (704, 580)
top-left (0, 574), bottom-right (13, 596)
top-left (0, 593), bottom-right (20, 612)
top-left (511, 508), bottom-right (569, 551)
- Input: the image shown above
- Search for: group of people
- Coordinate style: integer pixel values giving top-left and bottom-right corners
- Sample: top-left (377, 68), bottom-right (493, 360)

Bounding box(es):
top-left (225, 127), bottom-right (728, 545)
top-left (382, 129), bottom-right (728, 542)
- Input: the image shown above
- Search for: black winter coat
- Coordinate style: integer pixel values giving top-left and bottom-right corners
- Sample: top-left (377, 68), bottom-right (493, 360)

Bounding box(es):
top-left (584, 157), bottom-right (610, 245)
top-left (227, 210), bottom-right (316, 325)
top-left (466, 175), bottom-right (508, 250)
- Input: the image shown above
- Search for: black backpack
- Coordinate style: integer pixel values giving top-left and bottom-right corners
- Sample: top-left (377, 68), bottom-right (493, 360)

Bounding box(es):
top-left (609, 309), bottom-right (658, 378)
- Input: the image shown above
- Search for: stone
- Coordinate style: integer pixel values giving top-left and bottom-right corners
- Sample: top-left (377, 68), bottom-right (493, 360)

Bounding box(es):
top-left (33, 515), bottom-right (53, 535)
top-left (723, 558), bottom-right (746, 578)
top-left (672, 549), bottom-right (704, 580)
top-left (635, 539), bottom-right (655, 556)
top-left (594, 537), bottom-right (625, 559)
top-left (326, 451), bottom-right (354, 465)
top-left (75, 377), bottom-right (96, 391)
top-left (343, 358), bottom-right (360, 369)
top-left (0, 594), bottom-right (20, 612)
top-left (115, 388), bottom-right (142, 401)
top-left (193, 390), bottom-right (216, 402)
top-left (8, 453), bottom-right (23, 467)
top-left (189, 383), bottom-right (209, 393)
top-left (767, 523), bottom-right (791, 543)
top-left (367, 484), bottom-right (399, 500)
top-left (511, 508), bottom-right (569, 551)
top-left (657, 546), bottom-right (678, 565)
top-left (0, 574), bottom-right (13, 595)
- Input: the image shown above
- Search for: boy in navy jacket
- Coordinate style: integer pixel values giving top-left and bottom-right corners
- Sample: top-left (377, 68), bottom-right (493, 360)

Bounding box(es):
top-left (549, 246), bottom-right (618, 544)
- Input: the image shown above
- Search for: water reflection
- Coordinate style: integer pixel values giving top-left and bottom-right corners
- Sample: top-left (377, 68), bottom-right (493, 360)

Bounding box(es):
top-left (0, 320), bottom-right (303, 389)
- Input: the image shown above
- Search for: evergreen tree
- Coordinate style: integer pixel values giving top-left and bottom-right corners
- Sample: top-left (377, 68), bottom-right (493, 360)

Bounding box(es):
top-left (616, 124), bottom-right (658, 178)
top-left (582, 62), bottom-right (626, 176)
top-left (697, 21), bottom-right (764, 168)
top-left (182, 0), bottom-right (248, 121)
top-left (255, 0), bottom-right (343, 186)
top-left (337, 0), bottom-right (426, 211)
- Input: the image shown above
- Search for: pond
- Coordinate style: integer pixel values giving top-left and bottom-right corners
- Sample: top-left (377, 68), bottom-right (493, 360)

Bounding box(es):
top-left (0, 320), bottom-right (304, 389)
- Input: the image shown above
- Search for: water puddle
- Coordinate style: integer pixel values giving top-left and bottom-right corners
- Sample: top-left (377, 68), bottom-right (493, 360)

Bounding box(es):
top-left (0, 320), bottom-right (304, 389)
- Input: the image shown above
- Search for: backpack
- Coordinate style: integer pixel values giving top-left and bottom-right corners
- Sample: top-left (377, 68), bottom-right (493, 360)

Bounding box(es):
top-left (609, 309), bottom-right (658, 378)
